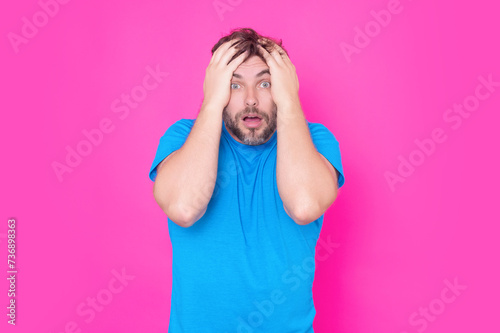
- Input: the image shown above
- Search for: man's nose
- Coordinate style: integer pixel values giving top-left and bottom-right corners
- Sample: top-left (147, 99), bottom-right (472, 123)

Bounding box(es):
top-left (245, 88), bottom-right (258, 107)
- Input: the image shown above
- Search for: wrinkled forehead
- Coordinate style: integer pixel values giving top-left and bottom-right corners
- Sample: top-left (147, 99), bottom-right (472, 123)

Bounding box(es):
top-left (233, 56), bottom-right (269, 79)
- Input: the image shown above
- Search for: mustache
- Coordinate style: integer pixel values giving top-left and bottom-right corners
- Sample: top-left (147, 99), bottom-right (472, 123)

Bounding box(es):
top-left (240, 107), bottom-right (267, 119)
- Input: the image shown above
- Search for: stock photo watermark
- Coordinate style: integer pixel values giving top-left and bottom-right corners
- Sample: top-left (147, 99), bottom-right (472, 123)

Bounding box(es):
top-left (51, 64), bottom-right (169, 182)
top-left (0, 232), bottom-right (7, 246)
top-left (213, 0), bottom-right (244, 21)
top-left (340, 0), bottom-right (414, 63)
top-left (172, 153), bottom-right (243, 224)
top-left (50, 267), bottom-right (135, 333)
top-left (400, 277), bottom-right (467, 333)
top-left (6, 219), bottom-right (17, 325)
top-left (7, 0), bottom-right (72, 54)
top-left (233, 236), bottom-right (340, 332)
top-left (385, 73), bottom-right (499, 192)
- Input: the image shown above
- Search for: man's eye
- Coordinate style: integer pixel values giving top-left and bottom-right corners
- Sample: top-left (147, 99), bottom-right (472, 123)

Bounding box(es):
top-left (231, 83), bottom-right (240, 89)
top-left (260, 81), bottom-right (271, 88)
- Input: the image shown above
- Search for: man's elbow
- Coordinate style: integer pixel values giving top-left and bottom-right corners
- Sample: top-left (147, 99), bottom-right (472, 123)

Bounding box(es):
top-left (290, 202), bottom-right (323, 225)
top-left (157, 201), bottom-right (202, 228)
top-left (287, 190), bottom-right (339, 226)
top-left (153, 188), bottom-right (201, 228)
top-left (284, 200), bottom-right (320, 225)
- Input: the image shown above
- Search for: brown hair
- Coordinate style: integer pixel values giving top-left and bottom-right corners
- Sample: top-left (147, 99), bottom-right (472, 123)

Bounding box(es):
top-left (211, 27), bottom-right (288, 65)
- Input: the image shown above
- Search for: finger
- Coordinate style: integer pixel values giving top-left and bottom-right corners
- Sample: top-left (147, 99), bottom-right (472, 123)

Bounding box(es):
top-left (210, 41), bottom-right (231, 64)
top-left (219, 41), bottom-right (241, 66)
top-left (276, 50), bottom-right (295, 71)
top-left (257, 40), bottom-right (284, 66)
top-left (266, 44), bottom-right (286, 66)
top-left (256, 44), bottom-right (278, 67)
top-left (272, 43), bottom-right (291, 63)
top-left (211, 40), bottom-right (236, 64)
top-left (217, 40), bottom-right (244, 66)
top-left (259, 38), bottom-right (290, 65)
top-left (212, 39), bottom-right (242, 65)
top-left (226, 49), bottom-right (249, 69)
top-left (258, 37), bottom-right (282, 55)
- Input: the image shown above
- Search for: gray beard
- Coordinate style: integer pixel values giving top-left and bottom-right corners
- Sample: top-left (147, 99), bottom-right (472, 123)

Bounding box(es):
top-left (222, 103), bottom-right (277, 146)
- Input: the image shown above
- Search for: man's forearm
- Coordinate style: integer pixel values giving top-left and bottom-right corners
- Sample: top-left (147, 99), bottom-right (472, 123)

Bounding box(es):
top-left (154, 39), bottom-right (249, 227)
top-left (276, 102), bottom-right (338, 225)
top-left (154, 104), bottom-right (222, 227)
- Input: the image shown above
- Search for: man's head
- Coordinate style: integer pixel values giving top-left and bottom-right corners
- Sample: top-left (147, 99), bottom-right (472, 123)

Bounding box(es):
top-left (211, 28), bottom-right (287, 146)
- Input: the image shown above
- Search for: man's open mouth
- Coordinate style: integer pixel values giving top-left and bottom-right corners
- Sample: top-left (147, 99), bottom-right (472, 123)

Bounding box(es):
top-left (242, 114), bottom-right (262, 122)
top-left (242, 114), bottom-right (263, 127)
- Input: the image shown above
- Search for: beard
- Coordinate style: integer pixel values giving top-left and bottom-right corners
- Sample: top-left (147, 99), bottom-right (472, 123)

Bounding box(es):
top-left (222, 103), bottom-right (277, 146)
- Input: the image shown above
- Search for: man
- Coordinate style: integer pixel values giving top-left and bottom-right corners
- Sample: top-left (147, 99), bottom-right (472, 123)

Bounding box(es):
top-left (149, 28), bottom-right (345, 332)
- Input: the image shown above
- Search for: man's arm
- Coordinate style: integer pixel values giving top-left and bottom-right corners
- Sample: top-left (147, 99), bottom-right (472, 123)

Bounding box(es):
top-left (276, 105), bottom-right (339, 225)
top-left (153, 40), bottom-right (249, 228)
top-left (153, 106), bottom-right (221, 227)
top-left (256, 40), bottom-right (339, 225)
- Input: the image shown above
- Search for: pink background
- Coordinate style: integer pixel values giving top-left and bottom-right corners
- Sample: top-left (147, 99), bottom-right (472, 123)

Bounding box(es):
top-left (1, 0), bottom-right (499, 332)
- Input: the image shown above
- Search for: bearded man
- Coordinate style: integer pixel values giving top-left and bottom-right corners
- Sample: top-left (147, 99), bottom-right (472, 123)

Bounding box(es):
top-left (149, 27), bottom-right (345, 332)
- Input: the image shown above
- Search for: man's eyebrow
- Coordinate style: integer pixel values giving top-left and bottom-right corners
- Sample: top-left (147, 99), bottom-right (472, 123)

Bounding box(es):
top-left (232, 69), bottom-right (270, 79)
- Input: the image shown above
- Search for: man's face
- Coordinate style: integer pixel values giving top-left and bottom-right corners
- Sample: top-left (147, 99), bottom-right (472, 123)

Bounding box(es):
top-left (223, 55), bottom-right (277, 146)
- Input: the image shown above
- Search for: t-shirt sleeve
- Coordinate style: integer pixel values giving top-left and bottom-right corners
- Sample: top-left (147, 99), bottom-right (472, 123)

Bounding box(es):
top-left (148, 118), bottom-right (195, 182)
top-left (307, 121), bottom-right (345, 189)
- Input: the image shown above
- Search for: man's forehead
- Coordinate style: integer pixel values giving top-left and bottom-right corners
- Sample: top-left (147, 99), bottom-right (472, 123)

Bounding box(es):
top-left (233, 56), bottom-right (269, 78)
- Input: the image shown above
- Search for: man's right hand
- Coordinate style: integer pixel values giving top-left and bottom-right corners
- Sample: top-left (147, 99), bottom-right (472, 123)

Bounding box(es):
top-left (202, 39), bottom-right (248, 110)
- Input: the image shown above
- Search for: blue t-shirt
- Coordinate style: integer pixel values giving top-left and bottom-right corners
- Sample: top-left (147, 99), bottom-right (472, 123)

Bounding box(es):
top-left (149, 118), bottom-right (345, 333)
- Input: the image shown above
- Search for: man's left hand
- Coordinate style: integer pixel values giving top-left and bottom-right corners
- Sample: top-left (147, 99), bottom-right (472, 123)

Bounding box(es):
top-left (257, 39), bottom-right (300, 109)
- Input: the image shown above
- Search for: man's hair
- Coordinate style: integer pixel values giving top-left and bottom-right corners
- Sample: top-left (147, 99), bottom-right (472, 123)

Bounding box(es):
top-left (211, 28), bottom-right (288, 65)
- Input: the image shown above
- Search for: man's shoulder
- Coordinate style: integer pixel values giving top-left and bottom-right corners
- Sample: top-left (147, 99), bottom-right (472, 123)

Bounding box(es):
top-left (306, 120), bottom-right (323, 127)
top-left (305, 119), bottom-right (341, 144)
top-left (305, 120), bottom-right (333, 134)
top-left (172, 118), bottom-right (196, 127)
top-left (162, 118), bottom-right (196, 135)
